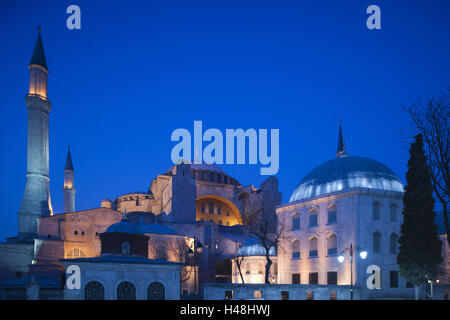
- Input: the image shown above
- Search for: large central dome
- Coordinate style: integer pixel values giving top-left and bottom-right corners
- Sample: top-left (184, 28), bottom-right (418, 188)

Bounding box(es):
top-left (289, 156), bottom-right (404, 202)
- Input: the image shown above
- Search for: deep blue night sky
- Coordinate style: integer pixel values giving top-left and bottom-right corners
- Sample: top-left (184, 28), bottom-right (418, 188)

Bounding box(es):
top-left (0, 1), bottom-right (449, 240)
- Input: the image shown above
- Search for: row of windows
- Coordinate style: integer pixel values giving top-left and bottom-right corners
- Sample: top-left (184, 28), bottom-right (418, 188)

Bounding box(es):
top-left (290, 232), bottom-right (398, 259)
top-left (291, 270), bottom-right (404, 288)
top-left (73, 230), bottom-right (100, 237)
top-left (291, 206), bottom-right (337, 230)
top-left (290, 202), bottom-right (400, 230)
top-left (200, 202), bottom-right (230, 216)
top-left (240, 262), bottom-right (278, 275)
top-left (373, 202), bottom-right (399, 222)
top-left (84, 281), bottom-right (165, 300)
top-left (193, 170), bottom-right (238, 185)
top-left (199, 218), bottom-right (231, 226)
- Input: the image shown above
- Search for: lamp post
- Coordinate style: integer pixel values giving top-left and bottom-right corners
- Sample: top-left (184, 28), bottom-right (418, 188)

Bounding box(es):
top-left (188, 237), bottom-right (203, 297)
top-left (338, 243), bottom-right (367, 300)
top-left (427, 279), bottom-right (440, 300)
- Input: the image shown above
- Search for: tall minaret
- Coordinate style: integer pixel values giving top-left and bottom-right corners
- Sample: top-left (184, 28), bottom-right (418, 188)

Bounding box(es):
top-left (63, 146), bottom-right (76, 213)
top-left (18, 28), bottom-right (53, 239)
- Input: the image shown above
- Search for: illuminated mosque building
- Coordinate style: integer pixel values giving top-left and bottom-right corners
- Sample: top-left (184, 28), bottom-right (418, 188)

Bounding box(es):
top-left (0, 31), bottom-right (448, 300)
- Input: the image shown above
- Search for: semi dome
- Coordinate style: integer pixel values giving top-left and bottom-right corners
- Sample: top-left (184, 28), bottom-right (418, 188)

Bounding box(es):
top-left (237, 237), bottom-right (277, 257)
top-left (104, 218), bottom-right (143, 235)
top-left (289, 156), bottom-right (404, 202)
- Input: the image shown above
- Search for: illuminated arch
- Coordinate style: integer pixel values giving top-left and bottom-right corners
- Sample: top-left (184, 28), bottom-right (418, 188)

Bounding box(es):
top-left (196, 195), bottom-right (243, 226)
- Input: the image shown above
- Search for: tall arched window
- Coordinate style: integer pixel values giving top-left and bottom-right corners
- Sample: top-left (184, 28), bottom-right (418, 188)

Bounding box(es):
top-left (327, 234), bottom-right (337, 255)
top-left (84, 281), bottom-right (104, 300)
top-left (373, 232), bottom-right (382, 253)
top-left (390, 233), bottom-right (398, 254)
top-left (122, 242), bottom-right (130, 255)
top-left (309, 210), bottom-right (318, 227)
top-left (208, 202), bottom-right (214, 214)
top-left (309, 236), bottom-right (318, 257)
top-left (147, 282), bottom-right (165, 300)
top-left (258, 262), bottom-right (263, 274)
top-left (201, 203), bottom-right (205, 213)
top-left (292, 213), bottom-right (300, 230)
top-left (390, 204), bottom-right (398, 222)
top-left (245, 262), bottom-right (251, 275)
top-left (373, 202), bottom-right (381, 221)
top-left (292, 239), bottom-right (300, 259)
top-left (328, 205), bottom-right (337, 224)
top-left (210, 172), bottom-right (214, 182)
top-left (117, 282), bottom-right (136, 300)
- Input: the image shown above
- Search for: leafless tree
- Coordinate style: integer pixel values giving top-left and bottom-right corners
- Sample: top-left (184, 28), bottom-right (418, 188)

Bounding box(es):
top-left (405, 88), bottom-right (450, 246)
top-left (167, 238), bottom-right (193, 284)
top-left (245, 208), bottom-right (288, 284)
top-left (234, 250), bottom-right (246, 284)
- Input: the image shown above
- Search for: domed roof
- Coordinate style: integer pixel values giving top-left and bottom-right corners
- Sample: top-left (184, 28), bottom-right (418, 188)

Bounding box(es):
top-left (104, 218), bottom-right (144, 235)
top-left (237, 237), bottom-right (277, 257)
top-left (289, 156), bottom-right (404, 202)
top-left (140, 223), bottom-right (178, 236)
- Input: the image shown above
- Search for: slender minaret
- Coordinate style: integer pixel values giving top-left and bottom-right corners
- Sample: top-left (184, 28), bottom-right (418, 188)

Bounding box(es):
top-left (63, 146), bottom-right (76, 213)
top-left (18, 28), bottom-right (53, 239)
top-left (336, 120), bottom-right (348, 158)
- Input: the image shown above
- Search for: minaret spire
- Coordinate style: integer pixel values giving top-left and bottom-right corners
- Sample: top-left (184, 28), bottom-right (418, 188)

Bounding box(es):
top-left (63, 146), bottom-right (76, 213)
top-left (18, 29), bottom-right (53, 239)
top-left (336, 120), bottom-right (348, 158)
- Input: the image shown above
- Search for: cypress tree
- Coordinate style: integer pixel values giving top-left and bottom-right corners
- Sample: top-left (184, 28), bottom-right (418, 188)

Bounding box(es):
top-left (398, 134), bottom-right (442, 299)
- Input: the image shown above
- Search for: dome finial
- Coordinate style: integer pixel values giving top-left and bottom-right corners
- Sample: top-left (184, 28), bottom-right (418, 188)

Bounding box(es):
top-left (336, 120), bottom-right (348, 158)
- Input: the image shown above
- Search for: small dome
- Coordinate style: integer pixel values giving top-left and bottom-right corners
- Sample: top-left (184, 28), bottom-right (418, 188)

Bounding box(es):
top-left (101, 198), bottom-right (111, 203)
top-left (140, 223), bottom-right (178, 236)
top-left (290, 156), bottom-right (404, 202)
top-left (237, 237), bottom-right (277, 257)
top-left (104, 219), bottom-right (143, 235)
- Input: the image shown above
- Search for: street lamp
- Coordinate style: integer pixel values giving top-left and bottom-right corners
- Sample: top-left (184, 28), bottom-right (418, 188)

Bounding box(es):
top-left (337, 243), bottom-right (367, 300)
top-left (427, 279), bottom-right (440, 300)
top-left (188, 237), bottom-right (203, 297)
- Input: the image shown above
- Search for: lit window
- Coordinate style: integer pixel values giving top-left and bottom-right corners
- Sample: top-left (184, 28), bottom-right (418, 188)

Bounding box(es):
top-left (258, 262), bottom-right (263, 274)
top-left (309, 237), bottom-right (318, 257)
top-left (218, 206), bottom-right (222, 215)
top-left (327, 234), bottom-right (337, 255)
top-left (291, 239), bottom-right (300, 259)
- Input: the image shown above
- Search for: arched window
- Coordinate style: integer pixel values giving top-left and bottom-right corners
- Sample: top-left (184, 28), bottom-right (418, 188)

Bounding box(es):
top-left (210, 172), bottom-right (214, 182)
top-left (117, 282), bottom-right (136, 300)
top-left (245, 263), bottom-right (251, 275)
top-left (292, 239), bottom-right (300, 259)
top-left (373, 232), bottom-right (382, 253)
top-left (147, 282), bottom-right (165, 300)
top-left (390, 233), bottom-right (398, 254)
top-left (328, 205), bottom-right (337, 224)
top-left (201, 203), bottom-right (205, 213)
top-left (309, 210), bottom-right (318, 227)
top-left (292, 213), bottom-right (300, 230)
top-left (258, 262), bottom-right (263, 274)
top-left (208, 202), bottom-right (214, 214)
top-left (67, 248), bottom-right (86, 259)
top-left (218, 206), bottom-right (222, 215)
top-left (373, 202), bottom-right (381, 221)
top-left (309, 236), bottom-right (318, 257)
top-left (84, 281), bottom-right (104, 300)
top-left (390, 204), bottom-right (398, 222)
top-left (273, 262), bottom-right (278, 275)
top-left (122, 242), bottom-right (130, 255)
top-left (327, 234), bottom-right (337, 255)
